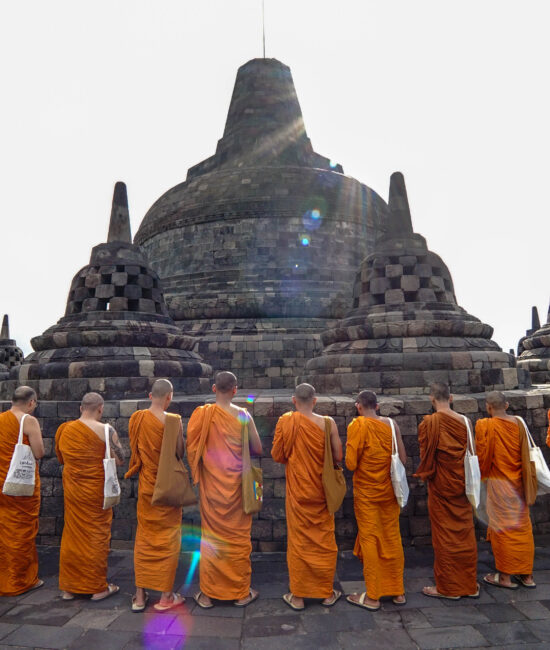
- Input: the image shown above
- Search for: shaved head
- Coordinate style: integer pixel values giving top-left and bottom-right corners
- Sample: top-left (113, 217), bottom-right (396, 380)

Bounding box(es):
top-left (81, 392), bottom-right (104, 412)
top-left (356, 390), bottom-right (377, 409)
top-left (486, 391), bottom-right (507, 410)
top-left (214, 371), bottom-right (238, 394)
top-left (151, 378), bottom-right (174, 398)
top-left (294, 383), bottom-right (316, 403)
top-left (430, 382), bottom-right (450, 402)
top-left (12, 386), bottom-right (37, 405)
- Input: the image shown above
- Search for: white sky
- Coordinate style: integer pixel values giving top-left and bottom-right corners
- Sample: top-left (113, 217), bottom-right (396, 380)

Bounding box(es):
top-left (1, 0), bottom-right (548, 357)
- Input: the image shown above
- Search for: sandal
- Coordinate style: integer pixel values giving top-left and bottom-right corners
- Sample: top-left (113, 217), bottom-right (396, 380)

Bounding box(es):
top-left (422, 586), bottom-right (460, 600)
top-left (26, 580), bottom-right (44, 593)
top-left (392, 595), bottom-right (407, 605)
top-left (346, 593), bottom-right (380, 611)
top-left (466, 583), bottom-right (481, 598)
top-left (321, 589), bottom-right (342, 607)
top-left (61, 592), bottom-right (75, 601)
top-left (91, 584), bottom-right (120, 601)
top-left (234, 589), bottom-right (259, 607)
top-left (517, 575), bottom-right (536, 589)
top-left (131, 592), bottom-right (149, 613)
top-left (283, 593), bottom-right (305, 611)
top-left (154, 592), bottom-right (185, 611)
top-left (483, 573), bottom-right (518, 590)
top-left (193, 590), bottom-right (214, 609)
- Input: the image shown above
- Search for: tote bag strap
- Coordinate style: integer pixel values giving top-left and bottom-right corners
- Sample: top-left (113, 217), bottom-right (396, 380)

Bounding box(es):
top-left (104, 423), bottom-right (111, 460)
top-left (240, 409), bottom-right (251, 468)
top-left (461, 415), bottom-right (475, 454)
top-left (323, 416), bottom-right (334, 465)
top-left (18, 413), bottom-right (28, 445)
top-left (389, 418), bottom-right (397, 455)
top-left (516, 416), bottom-right (535, 448)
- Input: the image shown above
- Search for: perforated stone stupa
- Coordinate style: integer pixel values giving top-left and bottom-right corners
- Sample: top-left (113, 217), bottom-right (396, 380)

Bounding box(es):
top-left (300, 172), bottom-right (531, 394)
top-left (517, 303), bottom-right (550, 384)
top-left (0, 315), bottom-right (24, 378)
top-left (135, 58), bottom-right (389, 388)
top-left (0, 183), bottom-right (211, 400)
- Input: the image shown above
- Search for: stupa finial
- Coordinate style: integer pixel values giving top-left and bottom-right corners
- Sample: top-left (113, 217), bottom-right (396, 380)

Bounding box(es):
top-left (532, 306), bottom-right (541, 331)
top-left (1, 314), bottom-right (9, 339)
top-left (388, 172), bottom-right (414, 236)
top-left (107, 182), bottom-right (132, 243)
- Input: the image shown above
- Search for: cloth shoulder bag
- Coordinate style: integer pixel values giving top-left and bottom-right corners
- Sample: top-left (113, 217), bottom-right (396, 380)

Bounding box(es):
top-left (2, 414), bottom-right (36, 497)
top-left (152, 413), bottom-right (197, 508)
top-left (516, 415), bottom-right (550, 498)
top-left (322, 416), bottom-right (346, 514)
top-left (103, 423), bottom-right (122, 509)
top-left (462, 415), bottom-right (481, 509)
top-left (389, 419), bottom-right (409, 508)
top-left (241, 410), bottom-right (263, 514)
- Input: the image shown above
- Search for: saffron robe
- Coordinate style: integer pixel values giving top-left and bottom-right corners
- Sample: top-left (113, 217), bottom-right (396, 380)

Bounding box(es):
top-left (187, 404), bottom-right (252, 600)
top-left (272, 411), bottom-right (337, 599)
top-left (415, 412), bottom-right (478, 597)
top-left (0, 411), bottom-right (40, 596)
top-left (125, 410), bottom-right (183, 592)
top-left (56, 420), bottom-right (112, 594)
top-left (346, 417), bottom-right (404, 600)
top-left (476, 417), bottom-right (534, 574)
top-left (546, 409), bottom-right (550, 448)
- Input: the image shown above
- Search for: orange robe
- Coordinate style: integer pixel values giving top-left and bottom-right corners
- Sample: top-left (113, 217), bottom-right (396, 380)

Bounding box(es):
top-left (187, 404), bottom-right (252, 600)
top-left (346, 417), bottom-right (404, 600)
top-left (272, 411), bottom-right (337, 599)
top-left (0, 411), bottom-right (40, 596)
top-left (546, 409), bottom-right (550, 447)
top-left (415, 412), bottom-right (478, 597)
top-left (125, 410), bottom-right (182, 592)
top-left (476, 417), bottom-right (534, 574)
top-left (56, 421), bottom-right (112, 594)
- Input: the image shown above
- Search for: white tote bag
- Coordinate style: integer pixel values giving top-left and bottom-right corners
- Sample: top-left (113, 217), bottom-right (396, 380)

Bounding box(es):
top-left (389, 419), bottom-right (409, 508)
top-left (103, 424), bottom-right (121, 510)
top-left (2, 414), bottom-right (36, 497)
top-left (462, 415), bottom-right (481, 509)
top-left (517, 416), bottom-right (550, 495)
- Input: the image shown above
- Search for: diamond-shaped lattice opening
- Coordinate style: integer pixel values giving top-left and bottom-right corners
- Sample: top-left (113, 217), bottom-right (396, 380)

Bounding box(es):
top-left (404, 292), bottom-right (417, 302)
top-left (101, 274), bottom-right (111, 284)
top-left (115, 286), bottom-right (124, 297)
top-left (128, 299), bottom-right (140, 311)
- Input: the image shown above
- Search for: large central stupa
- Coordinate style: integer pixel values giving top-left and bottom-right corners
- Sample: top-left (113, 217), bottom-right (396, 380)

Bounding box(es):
top-left (135, 58), bottom-right (389, 388)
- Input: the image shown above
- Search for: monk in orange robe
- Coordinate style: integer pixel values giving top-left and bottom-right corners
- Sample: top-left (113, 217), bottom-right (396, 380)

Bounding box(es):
top-left (0, 386), bottom-right (44, 596)
top-left (56, 392), bottom-right (123, 601)
top-left (414, 381), bottom-right (479, 599)
top-left (126, 379), bottom-right (186, 612)
top-left (477, 391), bottom-right (536, 589)
top-left (272, 383), bottom-right (342, 611)
top-left (546, 409), bottom-right (550, 448)
top-left (345, 390), bottom-right (406, 611)
top-left (187, 371), bottom-right (262, 609)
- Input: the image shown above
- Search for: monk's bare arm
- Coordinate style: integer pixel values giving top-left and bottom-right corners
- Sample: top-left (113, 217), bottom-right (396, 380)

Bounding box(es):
top-left (176, 419), bottom-right (184, 460)
top-left (248, 416), bottom-right (263, 457)
top-left (330, 418), bottom-right (343, 463)
top-left (108, 426), bottom-right (125, 467)
top-left (23, 415), bottom-right (44, 460)
top-left (394, 421), bottom-right (406, 465)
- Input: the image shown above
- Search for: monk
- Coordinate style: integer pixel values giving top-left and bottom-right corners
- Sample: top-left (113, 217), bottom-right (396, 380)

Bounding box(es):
top-left (477, 391), bottom-right (536, 589)
top-left (0, 386), bottom-right (44, 596)
top-left (187, 371), bottom-right (262, 609)
top-left (345, 390), bottom-right (406, 611)
top-left (126, 379), bottom-right (186, 612)
top-left (272, 383), bottom-right (342, 611)
top-left (415, 381), bottom-right (479, 599)
top-left (56, 392), bottom-right (123, 601)
top-left (546, 409), bottom-right (550, 448)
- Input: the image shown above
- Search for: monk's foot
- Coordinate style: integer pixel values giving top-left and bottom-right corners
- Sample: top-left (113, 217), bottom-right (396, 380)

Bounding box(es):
top-left (194, 590), bottom-right (214, 609)
top-left (61, 591), bottom-right (75, 601)
top-left (518, 574), bottom-right (536, 588)
top-left (234, 588), bottom-right (259, 607)
top-left (483, 572), bottom-right (518, 590)
top-left (393, 594), bottom-right (406, 605)
top-left (346, 592), bottom-right (380, 611)
top-left (91, 584), bottom-right (120, 601)
top-left (132, 588), bottom-right (148, 610)
top-left (322, 589), bottom-right (342, 607)
top-left (283, 593), bottom-right (304, 611)
top-left (154, 592), bottom-right (185, 611)
top-left (422, 585), bottom-right (460, 600)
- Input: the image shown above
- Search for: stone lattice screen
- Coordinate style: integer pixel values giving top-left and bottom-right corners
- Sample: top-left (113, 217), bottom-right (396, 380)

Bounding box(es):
top-left (3, 390), bottom-right (550, 549)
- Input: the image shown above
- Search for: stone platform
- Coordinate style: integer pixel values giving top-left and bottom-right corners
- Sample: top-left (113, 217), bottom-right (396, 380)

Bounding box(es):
top-left (3, 387), bottom-right (550, 550)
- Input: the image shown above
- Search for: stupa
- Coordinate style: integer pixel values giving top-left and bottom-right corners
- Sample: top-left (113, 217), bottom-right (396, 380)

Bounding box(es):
top-left (0, 315), bottom-right (24, 379)
top-left (517, 302), bottom-right (550, 384)
top-left (300, 172), bottom-right (531, 394)
top-left (0, 183), bottom-right (212, 400)
top-left (135, 58), bottom-right (389, 388)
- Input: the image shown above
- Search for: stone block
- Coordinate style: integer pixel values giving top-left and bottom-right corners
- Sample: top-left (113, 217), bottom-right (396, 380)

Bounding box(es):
top-left (260, 458), bottom-right (286, 478)
top-left (385, 289), bottom-right (405, 304)
top-left (385, 264), bottom-right (403, 278)
top-left (369, 277), bottom-right (391, 294)
top-left (400, 275), bottom-right (420, 292)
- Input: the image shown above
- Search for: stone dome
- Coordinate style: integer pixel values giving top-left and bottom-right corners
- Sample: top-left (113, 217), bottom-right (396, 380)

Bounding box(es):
top-left (517, 303), bottom-right (550, 384)
top-left (0, 315), bottom-right (24, 371)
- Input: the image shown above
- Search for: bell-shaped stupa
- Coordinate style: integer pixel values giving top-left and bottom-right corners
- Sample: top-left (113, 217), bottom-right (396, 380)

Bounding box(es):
top-left (135, 58), bottom-right (388, 388)
top-left (517, 302), bottom-right (550, 384)
top-left (0, 315), bottom-right (24, 377)
top-left (1, 183), bottom-right (212, 400)
top-left (300, 172), bottom-right (531, 394)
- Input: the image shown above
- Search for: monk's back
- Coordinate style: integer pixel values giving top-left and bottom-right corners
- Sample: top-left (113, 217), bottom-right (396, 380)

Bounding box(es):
top-left (130, 410), bottom-right (164, 491)
top-left (425, 412), bottom-right (468, 498)
top-left (287, 413), bottom-right (325, 500)
top-left (353, 417), bottom-right (393, 501)
top-left (479, 417), bottom-right (522, 485)
top-left (57, 421), bottom-right (105, 482)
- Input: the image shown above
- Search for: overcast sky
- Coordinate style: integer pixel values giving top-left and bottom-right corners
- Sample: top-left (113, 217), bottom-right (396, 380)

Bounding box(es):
top-left (1, 0), bottom-right (548, 357)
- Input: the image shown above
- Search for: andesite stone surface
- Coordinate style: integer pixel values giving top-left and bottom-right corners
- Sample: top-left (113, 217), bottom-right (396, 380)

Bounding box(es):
top-left (518, 302), bottom-right (550, 384)
top-left (0, 314), bottom-right (24, 380)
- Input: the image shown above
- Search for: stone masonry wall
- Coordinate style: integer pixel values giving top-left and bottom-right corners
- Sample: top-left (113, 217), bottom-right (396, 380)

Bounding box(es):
top-left (3, 388), bottom-right (550, 551)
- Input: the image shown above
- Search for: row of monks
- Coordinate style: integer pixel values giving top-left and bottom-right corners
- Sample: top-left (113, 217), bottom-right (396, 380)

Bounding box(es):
top-left (0, 375), bottom-right (546, 611)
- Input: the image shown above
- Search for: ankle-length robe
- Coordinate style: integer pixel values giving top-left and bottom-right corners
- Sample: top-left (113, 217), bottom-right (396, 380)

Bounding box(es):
top-left (0, 411), bottom-right (40, 596)
top-left (346, 416), bottom-right (404, 600)
top-left (56, 420), bottom-right (112, 594)
top-left (415, 411), bottom-right (478, 597)
top-left (125, 410), bottom-right (183, 593)
top-left (476, 417), bottom-right (534, 575)
top-left (272, 411), bottom-right (337, 599)
top-left (187, 404), bottom-right (252, 600)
